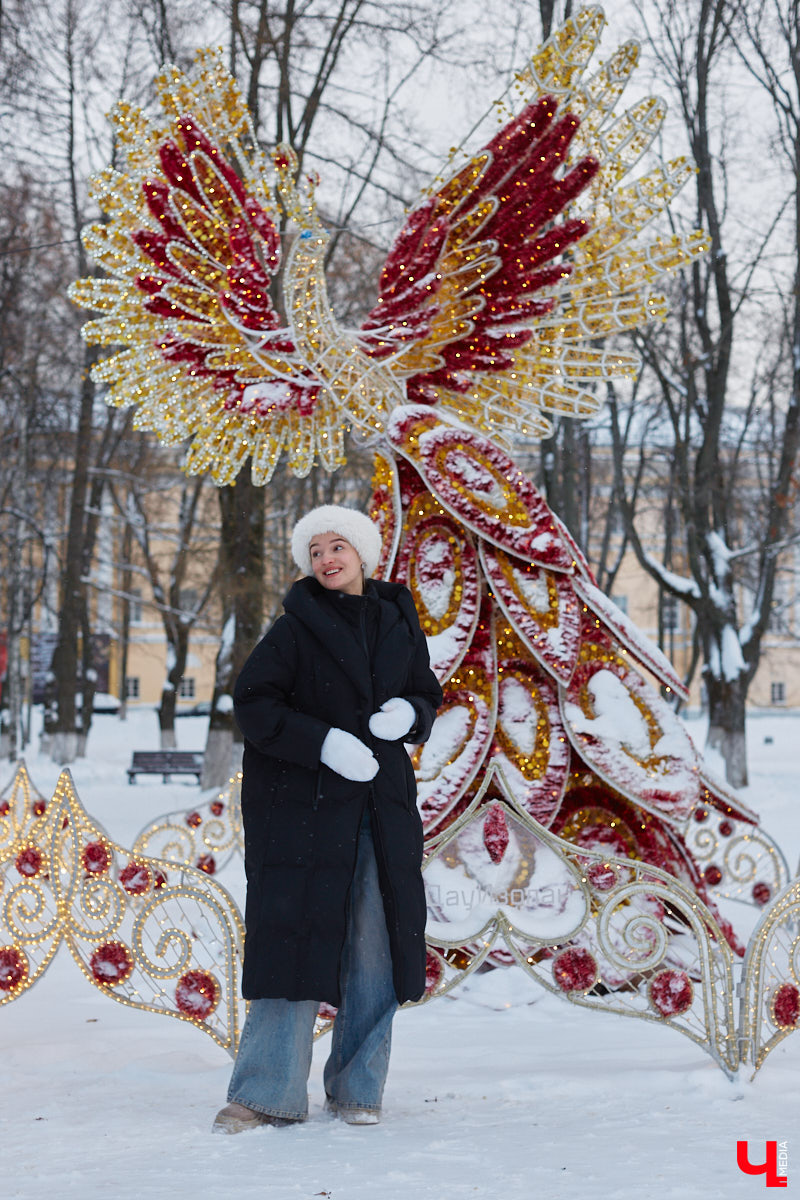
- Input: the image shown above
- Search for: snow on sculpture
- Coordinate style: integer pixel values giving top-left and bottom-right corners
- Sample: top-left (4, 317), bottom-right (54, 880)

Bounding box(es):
top-left (47, 6), bottom-right (800, 1072)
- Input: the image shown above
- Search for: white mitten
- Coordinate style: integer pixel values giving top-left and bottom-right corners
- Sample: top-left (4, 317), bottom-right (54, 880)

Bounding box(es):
top-left (320, 727), bottom-right (379, 781)
top-left (368, 696), bottom-right (416, 741)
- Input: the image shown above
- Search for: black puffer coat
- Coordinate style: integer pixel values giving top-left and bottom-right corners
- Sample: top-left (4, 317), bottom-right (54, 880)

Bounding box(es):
top-left (233, 576), bottom-right (443, 1006)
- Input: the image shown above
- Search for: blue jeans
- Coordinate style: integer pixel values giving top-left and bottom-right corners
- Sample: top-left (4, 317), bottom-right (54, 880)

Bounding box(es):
top-left (227, 809), bottom-right (398, 1120)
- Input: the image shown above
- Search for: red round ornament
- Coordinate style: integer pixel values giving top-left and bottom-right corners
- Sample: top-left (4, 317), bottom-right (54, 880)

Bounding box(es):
top-left (210, 801), bottom-right (224, 817)
top-left (90, 941), bottom-right (134, 986)
top-left (693, 807), bottom-right (708, 823)
top-left (0, 800), bottom-right (10, 817)
top-left (15, 846), bottom-right (43, 878)
top-left (186, 811), bottom-right (203, 828)
top-left (82, 841), bottom-right (111, 875)
top-left (552, 947), bottom-right (598, 994)
top-left (752, 882), bottom-right (771, 906)
top-left (703, 863), bottom-right (723, 887)
top-left (0, 946), bottom-right (28, 992)
top-left (196, 853), bottom-right (216, 874)
top-left (649, 969), bottom-right (693, 1018)
top-left (772, 983), bottom-right (799, 1030)
top-left (32, 800), bottom-right (46, 817)
top-left (119, 861), bottom-right (151, 895)
top-left (175, 969), bottom-right (219, 1019)
top-left (718, 819), bottom-right (734, 837)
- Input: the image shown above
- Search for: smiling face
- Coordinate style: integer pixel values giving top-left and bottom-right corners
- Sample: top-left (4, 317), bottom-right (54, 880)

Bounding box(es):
top-left (309, 531), bottom-right (364, 595)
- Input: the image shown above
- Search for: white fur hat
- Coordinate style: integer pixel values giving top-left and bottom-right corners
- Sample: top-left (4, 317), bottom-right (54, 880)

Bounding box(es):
top-left (291, 504), bottom-right (383, 577)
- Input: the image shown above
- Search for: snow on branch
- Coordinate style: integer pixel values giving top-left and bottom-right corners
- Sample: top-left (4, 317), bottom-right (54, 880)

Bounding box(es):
top-left (642, 551), bottom-right (701, 600)
top-left (720, 624), bottom-right (746, 683)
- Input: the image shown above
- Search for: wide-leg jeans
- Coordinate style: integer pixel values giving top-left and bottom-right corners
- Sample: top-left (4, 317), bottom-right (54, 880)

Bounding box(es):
top-left (226, 809), bottom-right (398, 1120)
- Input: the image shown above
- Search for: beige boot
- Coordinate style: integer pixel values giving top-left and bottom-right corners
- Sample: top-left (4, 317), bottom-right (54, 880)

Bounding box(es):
top-left (339, 1109), bottom-right (380, 1125)
top-left (324, 1097), bottom-right (380, 1125)
top-left (212, 1101), bottom-right (296, 1134)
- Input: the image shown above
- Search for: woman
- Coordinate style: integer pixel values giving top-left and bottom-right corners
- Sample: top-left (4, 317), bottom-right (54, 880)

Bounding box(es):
top-left (213, 505), bottom-right (442, 1132)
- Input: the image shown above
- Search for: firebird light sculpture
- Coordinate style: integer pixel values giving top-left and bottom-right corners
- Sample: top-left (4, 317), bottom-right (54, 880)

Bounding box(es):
top-left (7, 7), bottom-right (791, 1073)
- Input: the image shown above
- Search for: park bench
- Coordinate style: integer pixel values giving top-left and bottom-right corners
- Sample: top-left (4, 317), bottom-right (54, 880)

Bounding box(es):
top-left (127, 750), bottom-right (204, 784)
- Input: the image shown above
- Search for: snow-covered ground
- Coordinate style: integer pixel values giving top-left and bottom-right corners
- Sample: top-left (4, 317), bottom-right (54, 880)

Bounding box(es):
top-left (2, 709), bottom-right (798, 1200)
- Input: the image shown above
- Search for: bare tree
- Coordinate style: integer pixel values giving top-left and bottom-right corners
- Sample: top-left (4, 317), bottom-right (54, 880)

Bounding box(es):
top-left (106, 454), bottom-right (220, 749)
top-left (0, 0), bottom-right (205, 761)
top-left (606, 0), bottom-right (800, 786)
top-left (0, 178), bottom-right (71, 758)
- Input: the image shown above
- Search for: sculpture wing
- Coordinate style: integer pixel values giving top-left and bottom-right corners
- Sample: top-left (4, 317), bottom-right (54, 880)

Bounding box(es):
top-left (70, 52), bottom-right (334, 484)
top-left (359, 96), bottom-right (599, 440)
top-left (359, 6), bottom-right (705, 444)
top-left (70, 13), bottom-right (708, 482)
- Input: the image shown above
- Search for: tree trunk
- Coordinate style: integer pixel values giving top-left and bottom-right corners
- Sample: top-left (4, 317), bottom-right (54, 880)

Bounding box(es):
top-left (538, 0), bottom-right (572, 40)
top-left (704, 670), bottom-right (748, 789)
top-left (48, 345), bottom-right (97, 763)
top-left (160, 720), bottom-right (177, 750)
top-left (3, 517), bottom-right (26, 761)
top-left (202, 470), bottom-right (265, 787)
top-left (117, 521), bottom-right (133, 720)
top-left (76, 595), bottom-right (95, 758)
top-left (538, 416), bottom-right (591, 555)
top-left (158, 626), bottom-right (190, 750)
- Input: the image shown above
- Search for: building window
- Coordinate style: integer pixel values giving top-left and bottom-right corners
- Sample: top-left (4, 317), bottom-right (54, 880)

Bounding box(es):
top-left (771, 681), bottom-right (786, 705)
top-left (129, 589), bottom-right (143, 624)
top-left (125, 676), bottom-right (140, 700)
top-left (612, 594), bottom-right (628, 615)
top-left (662, 594), bottom-right (679, 631)
top-left (179, 676), bottom-right (196, 699)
